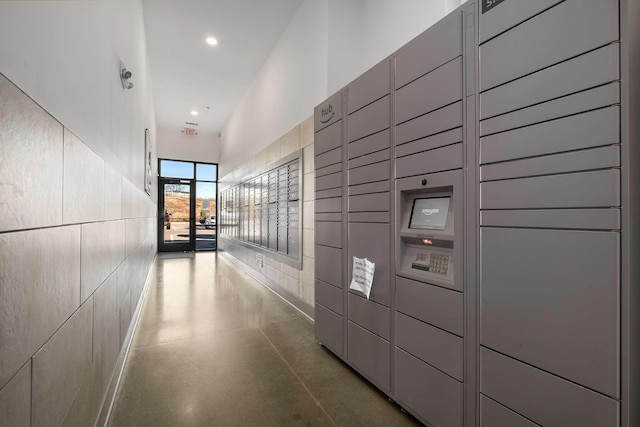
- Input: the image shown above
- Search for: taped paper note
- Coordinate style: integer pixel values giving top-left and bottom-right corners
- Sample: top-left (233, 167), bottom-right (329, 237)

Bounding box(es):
top-left (349, 256), bottom-right (375, 299)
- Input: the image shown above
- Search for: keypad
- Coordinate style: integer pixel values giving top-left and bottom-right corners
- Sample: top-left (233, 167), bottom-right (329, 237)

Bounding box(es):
top-left (429, 254), bottom-right (450, 275)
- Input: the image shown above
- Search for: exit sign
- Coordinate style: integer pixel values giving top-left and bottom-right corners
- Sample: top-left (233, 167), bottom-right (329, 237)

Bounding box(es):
top-left (184, 128), bottom-right (196, 136)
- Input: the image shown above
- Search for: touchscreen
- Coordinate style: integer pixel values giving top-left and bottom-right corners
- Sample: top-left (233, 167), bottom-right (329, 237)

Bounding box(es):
top-left (409, 197), bottom-right (450, 230)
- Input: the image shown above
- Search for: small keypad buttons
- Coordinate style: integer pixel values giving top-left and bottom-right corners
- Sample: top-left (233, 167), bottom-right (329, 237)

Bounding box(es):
top-left (429, 254), bottom-right (450, 275)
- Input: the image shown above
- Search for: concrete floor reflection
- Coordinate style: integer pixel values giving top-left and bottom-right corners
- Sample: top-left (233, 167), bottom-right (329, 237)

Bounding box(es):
top-left (108, 252), bottom-right (421, 426)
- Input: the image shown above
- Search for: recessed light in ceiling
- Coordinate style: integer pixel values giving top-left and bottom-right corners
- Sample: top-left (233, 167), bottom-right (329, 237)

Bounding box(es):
top-left (191, 110), bottom-right (198, 116)
top-left (206, 37), bottom-right (218, 46)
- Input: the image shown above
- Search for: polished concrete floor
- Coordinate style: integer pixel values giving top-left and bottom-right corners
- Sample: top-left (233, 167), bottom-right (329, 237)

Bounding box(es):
top-left (108, 252), bottom-right (421, 426)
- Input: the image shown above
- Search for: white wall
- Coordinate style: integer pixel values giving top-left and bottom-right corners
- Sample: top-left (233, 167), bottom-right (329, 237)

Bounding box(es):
top-left (327, 0), bottom-right (364, 94)
top-left (359, 0), bottom-right (447, 72)
top-left (219, 0), bottom-right (329, 177)
top-left (156, 127), bottom-right (221, 164)
top-left (219, 0), bottom-right (457, 175)
top-left (446, 0), bottom-right (467, 13)
top-left (0, 0), bottom-right (156, 193)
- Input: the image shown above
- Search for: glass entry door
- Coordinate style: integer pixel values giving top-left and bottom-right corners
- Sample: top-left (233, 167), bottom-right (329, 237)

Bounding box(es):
top-left (159, 178), bottom-right (195, 252)
top-left (196, 181), bottom-right (217, 250)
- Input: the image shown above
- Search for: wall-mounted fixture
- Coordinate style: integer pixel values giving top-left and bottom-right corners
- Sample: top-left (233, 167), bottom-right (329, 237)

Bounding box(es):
top-left (120, 61), bottom-right (134, 90)
top-left (182, 128), bottom-right (198, 136)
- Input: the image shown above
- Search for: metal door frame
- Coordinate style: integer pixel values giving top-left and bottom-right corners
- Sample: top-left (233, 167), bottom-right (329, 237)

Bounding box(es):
top-left (158, 177), bottom-right (196, 252)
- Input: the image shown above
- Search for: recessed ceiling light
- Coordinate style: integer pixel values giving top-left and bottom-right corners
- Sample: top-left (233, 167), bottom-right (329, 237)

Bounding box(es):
top-left (206, 37), bottom-right (218, 46)
top-left (191, 110), bottom-right (198, 116)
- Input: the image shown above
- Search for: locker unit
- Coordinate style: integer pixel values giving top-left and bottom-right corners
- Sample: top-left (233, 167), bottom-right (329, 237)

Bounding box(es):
top-left (314, 3), bottom-right (478, 425)
top-left (314, 91), bottom-right (346, 357)
top-left (393, 7), bottom-right (477, 426)
top-left (477, 0), bottom-right (638, 425)
top-left (260, 174), bottom-right (269, 246)
top-left (346, 58), bottom-right (393, 393)
top-left (314, 0), bottom-right (639, 425)
top-left (219, 157), bottom-right (301, 262)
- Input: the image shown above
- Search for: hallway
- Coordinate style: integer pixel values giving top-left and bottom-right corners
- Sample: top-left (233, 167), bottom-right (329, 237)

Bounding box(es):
top-left (108, 252), bottom-right (421, 426)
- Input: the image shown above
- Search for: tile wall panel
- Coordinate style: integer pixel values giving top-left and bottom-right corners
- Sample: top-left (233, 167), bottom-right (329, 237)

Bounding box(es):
top-left (121, 180), bottom-right (135, 219)
top-left (1, 72), bottom-right (156, 427)
top-left (63, 129), bottom-right (105, 224)
top-left (303, 201), bottom-right (315, 230)
top-left (266, 139), bottom-right (282, 164)
top-left (104, 163), bottom-right (123, 221)
top-left (266, 264), bottom-right (282, 284)
top-left (125, 218), bottom-right (140, 257)
top-left (32, 300), bottom-right (93, 427)
top-left (93, 273), bottom-right (118, 360)
top-left (253, 148), bottom-right (267, 167)
top-left (108, 220), bottom-right (126, 271)
top-left (0, 361), bottom-right (31, 427)
top-left (303, 229), bottom-right (315, 258)
top-left (119, 290), bottom-right (132, 346)
top-left (80, 221), bottom-right (112, 302)
top-left (300, 282), bottom-right (314, 306)
top-left (303, 144), bottom-right (315, 174)
top-left (100, 317), bottom-right (120, 398)
top-left (281, 262), bottom-right (300, 281)
top-left (130, 251), bottom-right (146, 314)
top-left (0, 226), bottom-right (81, 389)
top-left (282, 271), bottom-right (300, 295)
top-left (282, 126), bottom-right (301, 157)
top-left (60, 354), bottom-right (102, 427)
top-left (301, 117), bottom-right (314, 148)
top-left (116, 258), bottom-right (131, 315)
top-left (301, 255), bottom-right (315, 286)
top-left (0, 75), bottom-right (64, 233)
top-left (303, 173), bottom-right (315, 201)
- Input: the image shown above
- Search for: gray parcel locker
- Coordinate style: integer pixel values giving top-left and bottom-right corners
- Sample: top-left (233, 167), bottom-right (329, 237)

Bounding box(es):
top-left (218, 156), bottom-right (301, 264)
top-left (478, 0), bottom-right (639, 426)
top-left (313, 0), bottom-right (640, 425)
top-left (394, 4), bottom-right (478, 426)
top-left (312, 2), bottom-right (478, 425)
top-left (344, 58), bottom-right (394, 395)
top-left (314, 91), bottom-right (347, 360)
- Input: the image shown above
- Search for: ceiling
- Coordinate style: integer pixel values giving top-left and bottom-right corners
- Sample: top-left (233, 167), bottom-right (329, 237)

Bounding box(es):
top-left (142, 0), bottom-right (304, 135)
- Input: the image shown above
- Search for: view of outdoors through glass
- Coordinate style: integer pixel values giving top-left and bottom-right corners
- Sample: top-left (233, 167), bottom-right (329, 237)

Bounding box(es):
top-left (160, 160), bottom-right (218, 251)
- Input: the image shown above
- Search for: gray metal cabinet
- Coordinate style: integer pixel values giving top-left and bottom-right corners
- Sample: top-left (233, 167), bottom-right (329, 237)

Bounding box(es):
top-left (314, 92), bottom-right (347, 362)
top-left (479, 0), bottom-right (618, 92)
top-left (312, 0), bottom-right (640, 425)
top-left (315, 304), bottom-right (344, 357)
top-left (348, 322), bottom-right (391, 392)
top-left (481, 348), bottom-right (619, 427)
top-left (480, 396), bottom-right (538, 427)
top-left (316, 279), bottom-right (343, 315)
top-left (218, 157), bottom-right (301, 259)
top-left (348, 293), bottom-right (390, 340)
top-left (315, 245), bottom-right (343, 288)
top-left (478, 0), bottom-right (637, 425)
top-left (347, 222), bottom-right (391, 306)
top-left (396, 312), bottom-right (463, 381)
top-left (392, 7), bottom-right (474, 425)
top-left (395, 348), bottom-right (463, 427)
top-left (343, 57), bottom-right (394, 395)
top-left (481, 227), bottom-right (620, 397)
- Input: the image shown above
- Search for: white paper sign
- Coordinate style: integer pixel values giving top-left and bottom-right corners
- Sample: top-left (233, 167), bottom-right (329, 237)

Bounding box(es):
top-left (350, 256), bottom-right (375, 299)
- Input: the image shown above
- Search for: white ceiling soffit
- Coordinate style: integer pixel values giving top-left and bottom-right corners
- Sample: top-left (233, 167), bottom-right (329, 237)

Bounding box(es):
top-left (142, 0), bottom-right (304, 134)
